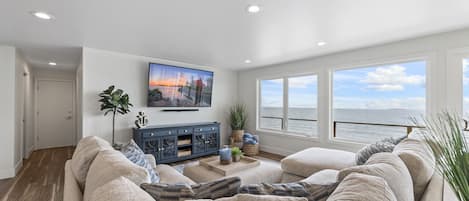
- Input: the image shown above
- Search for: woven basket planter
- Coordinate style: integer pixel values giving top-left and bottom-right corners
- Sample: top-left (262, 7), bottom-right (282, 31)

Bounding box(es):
top-left (243, 143), bottom-right (259, 156)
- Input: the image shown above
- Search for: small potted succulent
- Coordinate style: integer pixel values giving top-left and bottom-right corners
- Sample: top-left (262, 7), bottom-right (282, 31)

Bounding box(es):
top-left (231, 147), bottom-right (243, 162)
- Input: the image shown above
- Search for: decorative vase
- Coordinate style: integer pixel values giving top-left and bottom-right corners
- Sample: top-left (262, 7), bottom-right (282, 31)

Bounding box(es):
top-left (232, 155), bottom-right (241, 162)
top-left (219, 145), bottom-right (231, 165)
top-left (232, 130), bottom-right (244, 142)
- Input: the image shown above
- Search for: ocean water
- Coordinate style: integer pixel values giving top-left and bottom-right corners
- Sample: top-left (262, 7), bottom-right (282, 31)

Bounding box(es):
top-left (260, 107), bottom-right (423, 143)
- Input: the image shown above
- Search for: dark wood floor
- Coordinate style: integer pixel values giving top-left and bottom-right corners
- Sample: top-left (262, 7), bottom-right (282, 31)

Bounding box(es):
top-left (0, 148), bottom-right (283, 201)
top-left (0, 147), bottom-right (74, 201)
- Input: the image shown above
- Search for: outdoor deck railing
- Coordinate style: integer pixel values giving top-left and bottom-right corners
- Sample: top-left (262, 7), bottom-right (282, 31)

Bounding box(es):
top-left (260, 116), bottom-right (427, 137)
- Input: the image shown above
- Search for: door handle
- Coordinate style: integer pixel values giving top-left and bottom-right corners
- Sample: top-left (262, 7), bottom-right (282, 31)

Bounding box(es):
top-left (65, 116), bottom-right (72, 120)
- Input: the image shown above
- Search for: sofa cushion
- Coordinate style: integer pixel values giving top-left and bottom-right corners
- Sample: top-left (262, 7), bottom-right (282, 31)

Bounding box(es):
top-left (71, 136), bottom-right (113, 189)
top-left (393, 138), bottom-right (435, 201)
top-left (121, 140), bottom-right (160, 183)
top-left (301, 169), bottom-right (339, 185)
top-left (214, 194), bottom-right (308, 201)
top-left (239, 181), bottom-right (338, 201)
top-left (84, 150), bottom-right (150, 201)
top-left (327, 173), bottom-right (397, 201)
top-left (281, 148), bottom-right (356, 178)
top-left (141, 177), bottom-right (241, 201)
top-left (355, 141), bottom-right (395, 165)
top-left (155, 164), bottom-right (196, 185)
top-left (338, 153), bottom-right (413, 201)
top-left (89, 176), bottom-right (155, 201)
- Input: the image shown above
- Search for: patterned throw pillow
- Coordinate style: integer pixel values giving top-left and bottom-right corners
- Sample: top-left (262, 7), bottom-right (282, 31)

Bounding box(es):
top-left (239, 182), bottom-right (338, 201)
top-left (355, 142), bottom-right (395, 165)
top-left (121, 140), bottom-right (160, 183)
top-left (141, 177), bottom-right (241, 201)
top-left (381, 136), bottom-right (407, 145)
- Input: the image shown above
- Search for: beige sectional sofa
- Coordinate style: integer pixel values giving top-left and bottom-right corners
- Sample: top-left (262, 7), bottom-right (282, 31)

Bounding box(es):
top-left (64, 136), bottom-right (448, 201)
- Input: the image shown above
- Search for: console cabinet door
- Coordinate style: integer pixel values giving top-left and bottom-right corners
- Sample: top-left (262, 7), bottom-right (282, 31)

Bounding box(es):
top-left (205, 132), bottom-right (219, 152)
top-left (193, 133), bottom-right (206, 154)
top-left (160, 136), bottom-right (178, 160)
top-left (143, 138), bottom-right (161, 161)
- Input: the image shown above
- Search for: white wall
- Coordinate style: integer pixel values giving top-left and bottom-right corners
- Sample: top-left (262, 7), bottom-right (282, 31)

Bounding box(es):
top-left (238, 28), bottom-right (469, 156)
top-left (23, 60), bottom-right (34, 159)
top-left (81, 47), bottom-right (238, 145)
top-left (0, 46), bottom-right (17, 178)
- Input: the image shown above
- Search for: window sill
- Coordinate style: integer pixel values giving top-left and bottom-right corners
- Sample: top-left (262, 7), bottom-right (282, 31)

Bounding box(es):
top-left (255, 129), bottom-right (320, 142)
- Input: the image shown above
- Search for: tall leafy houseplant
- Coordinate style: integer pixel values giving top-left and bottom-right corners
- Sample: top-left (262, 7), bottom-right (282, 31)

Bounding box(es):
top-left (416, 112), bottom-right (469, 201)
top-left (230, 104), bottom-right (247, 142)
top-left (99, 85), bottom-right (133, 146)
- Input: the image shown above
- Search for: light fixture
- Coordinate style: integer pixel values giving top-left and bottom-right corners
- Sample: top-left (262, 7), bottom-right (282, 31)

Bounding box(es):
top-left (48, 62), bottom-right (57, 66)
top-left (244, 59), bottom-right (252, 64)
top-left (317, 41), bottom-right (327, 47)
top-left (247, 5), bottom-right (261, 13)
top-left (30, 11), bottom-right (54, 20)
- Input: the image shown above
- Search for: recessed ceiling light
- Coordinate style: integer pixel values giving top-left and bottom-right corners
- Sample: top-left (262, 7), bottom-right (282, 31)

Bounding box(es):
top-left (247, 5), bottom-right (261, 13)
top-left (48, 62), bottom-right (57, 66)
top-left (244, 59), bottom-right (252, 64)
top-left (30, 11), bottom-right (54, 20)
top-left (317, 41), bottom-right (327, 46)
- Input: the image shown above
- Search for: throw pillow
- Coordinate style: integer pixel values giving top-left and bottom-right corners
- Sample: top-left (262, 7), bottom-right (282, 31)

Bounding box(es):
top-left (355, 142), bottom-right (395, 165)
top-left (381, 136), bottom-right (407, 145)
top-left (121, 140), bottom-right (160, 183)
top-left (393, 138), bottom-right (435, 201)
top-left (141, 177), bottom-right (241, 201)
top-left (338, 153), bottom-right (414, 201)
top-left (239, 181), bottom-right (338, 201)
top-left (326, 173), bottom-right (397, 201)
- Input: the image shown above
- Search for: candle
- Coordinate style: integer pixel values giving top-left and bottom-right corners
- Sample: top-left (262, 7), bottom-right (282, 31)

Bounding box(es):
top-left (219, 145), bottom-right (231, 162)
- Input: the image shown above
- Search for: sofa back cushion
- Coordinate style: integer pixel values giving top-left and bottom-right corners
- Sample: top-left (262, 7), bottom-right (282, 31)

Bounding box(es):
top-left (393, 138), bottom-right (435, 201)
top-left (338, 153), bottom-right (413, 201)
top-left (89, 176), bottom-right (155, 201)
top-left (71, 136), bottom-right (113, 189)
top-left (327, 173), bottom-right (397, 201)
top-left (83, 150), bottom-right (150, 201)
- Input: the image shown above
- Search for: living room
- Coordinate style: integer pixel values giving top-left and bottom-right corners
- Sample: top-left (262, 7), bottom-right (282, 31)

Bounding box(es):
top-left (1, 1), bottom-right (469, 201)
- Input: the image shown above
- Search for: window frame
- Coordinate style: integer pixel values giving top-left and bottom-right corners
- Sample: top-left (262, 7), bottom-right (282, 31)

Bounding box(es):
top-left (330, 57), bottom-right (430, 143)
top-left (256, 72), bottom-right (320, 139)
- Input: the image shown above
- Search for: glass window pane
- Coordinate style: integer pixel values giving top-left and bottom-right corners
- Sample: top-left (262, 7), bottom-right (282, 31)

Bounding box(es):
top-left (463, 58), bottom-right (469, 119)
top-left (260, 79), bottom-right (284, 130)
top-left (287, 75), bottom-right (318, 136)
top-left (333, 61), bottom-right (426, 143)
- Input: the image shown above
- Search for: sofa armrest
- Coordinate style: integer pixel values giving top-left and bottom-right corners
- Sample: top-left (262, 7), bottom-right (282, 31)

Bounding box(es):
top-left (144, 154), bottom-right (157, 169)
top-left (64, 160), bottom-right (83, 201)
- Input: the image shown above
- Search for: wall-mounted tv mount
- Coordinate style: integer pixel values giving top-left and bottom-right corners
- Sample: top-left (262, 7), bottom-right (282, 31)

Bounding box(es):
top-left (161, 109), bottom-right (200, 112)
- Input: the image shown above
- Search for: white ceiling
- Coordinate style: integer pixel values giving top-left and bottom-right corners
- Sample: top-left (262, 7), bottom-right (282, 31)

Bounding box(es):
top-left (1, 0), bottom-right (469, 70)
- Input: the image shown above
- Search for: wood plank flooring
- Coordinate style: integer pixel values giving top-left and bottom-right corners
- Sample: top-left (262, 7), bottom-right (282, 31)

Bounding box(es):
top-left (0, 147), bottom-right (74, 201)
top-left (0, 147), bottom-right (282, 201)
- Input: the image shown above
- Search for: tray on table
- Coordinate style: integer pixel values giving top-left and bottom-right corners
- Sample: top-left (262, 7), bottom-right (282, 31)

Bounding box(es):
top-left (199, 156), bottom-right (260, 176)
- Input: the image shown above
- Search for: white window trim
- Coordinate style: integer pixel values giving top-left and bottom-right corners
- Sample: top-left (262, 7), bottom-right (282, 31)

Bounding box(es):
top-left (256, 73), bottom-right (320, 139)
top-left (329, 55), bottom-right (432, 144)
top-left (446, 47), bottom-right (469, 116)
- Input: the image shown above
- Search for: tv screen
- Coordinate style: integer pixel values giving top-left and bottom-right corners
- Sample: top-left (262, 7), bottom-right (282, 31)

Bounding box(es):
top-left (148, 63), bottom-right (214, 107)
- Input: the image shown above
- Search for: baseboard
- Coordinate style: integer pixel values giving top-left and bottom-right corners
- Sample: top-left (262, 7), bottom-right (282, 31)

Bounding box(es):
top-left (0, 168), bottom-right (15, 180)
top-left (24, 145), bottom-right (35, 159)
top-left (259, 144), bottom-right (296, 156)
top-left (14, 160), bottom-right (23, 174)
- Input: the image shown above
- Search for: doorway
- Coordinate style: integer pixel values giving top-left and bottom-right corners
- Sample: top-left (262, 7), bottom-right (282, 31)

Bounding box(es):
top-left (35, 79), bottom-right (76, 149)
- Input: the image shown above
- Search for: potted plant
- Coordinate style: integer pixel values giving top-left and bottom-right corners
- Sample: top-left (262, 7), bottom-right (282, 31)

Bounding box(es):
top-left (231, 147), bottom-right (243, 162)
top-left (99, 85), bottom-right (133, 147)
top-left (415, 112), bottom-right (469, 201)
top-left (229, 104), bottom-right (247, 142)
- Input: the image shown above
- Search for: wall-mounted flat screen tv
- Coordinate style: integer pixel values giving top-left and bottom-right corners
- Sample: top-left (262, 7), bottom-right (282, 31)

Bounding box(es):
top-left (148, 63), bottom-right (214, 107)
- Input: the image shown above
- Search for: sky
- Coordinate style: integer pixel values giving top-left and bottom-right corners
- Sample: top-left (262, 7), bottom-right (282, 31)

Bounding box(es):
top-left (149, 63), bottom-right (213, 87)
top-left (261, 60), bottom-right (427, 110)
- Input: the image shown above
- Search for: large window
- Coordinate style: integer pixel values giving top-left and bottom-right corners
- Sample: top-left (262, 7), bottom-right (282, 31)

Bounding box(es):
top-left (333, 60), bottom-right (426, 143)
top-left (463, 58), bottom-right (469, 119)
top-left (259, 75), bottom-right (318, 136)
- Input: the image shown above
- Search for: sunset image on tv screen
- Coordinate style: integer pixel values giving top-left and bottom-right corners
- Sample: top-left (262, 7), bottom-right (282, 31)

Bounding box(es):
top-left (148, 63), bottom-right (214, 107)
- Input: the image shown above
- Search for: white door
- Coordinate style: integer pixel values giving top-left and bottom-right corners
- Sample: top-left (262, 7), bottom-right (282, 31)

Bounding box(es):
top-left (36, 80), bottom-right (75, 149)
